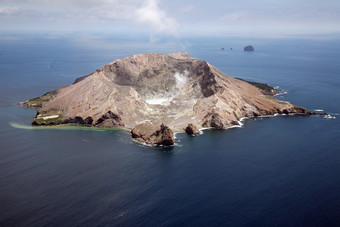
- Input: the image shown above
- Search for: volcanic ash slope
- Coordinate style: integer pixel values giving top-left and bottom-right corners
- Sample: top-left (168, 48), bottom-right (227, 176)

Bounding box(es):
top-left (23, 52), bottom-right (316, 145)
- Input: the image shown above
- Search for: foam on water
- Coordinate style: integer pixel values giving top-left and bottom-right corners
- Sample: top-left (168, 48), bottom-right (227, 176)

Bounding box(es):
top-left (324, 115), bottom-right (336, 119)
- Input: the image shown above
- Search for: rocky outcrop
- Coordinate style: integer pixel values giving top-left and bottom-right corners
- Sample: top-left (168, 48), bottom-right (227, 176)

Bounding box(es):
top-left (131, 123), bottom-right (174, 146)
top-left (244, 45), bottom-right (254, 51)
top-left (63, 116), bottom-right (86, 124)
top-left (280, 106), bottom-right (327, 116)
top-left (185, 123), bottom-right (200, 136)
top-left (22, 52), bottom-right (325, 146)
top-left (202, 112), bottom-right (227, 129)
top-left (84, 116), bottom-right (93, 125)
top-left (95, 111), bottom-right (124, 128)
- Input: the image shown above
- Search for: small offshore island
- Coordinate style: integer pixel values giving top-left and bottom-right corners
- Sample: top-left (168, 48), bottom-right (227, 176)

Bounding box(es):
top-left (20, 52), bottom-right (325, 146)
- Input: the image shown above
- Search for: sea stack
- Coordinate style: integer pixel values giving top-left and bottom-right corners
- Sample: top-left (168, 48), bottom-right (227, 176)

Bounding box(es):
top-left (21, 52), bottom-right (321, 146)
top-left (244, 45), bottom-right (254, 51)
top-left (185, 123), bottom-right (200, 136)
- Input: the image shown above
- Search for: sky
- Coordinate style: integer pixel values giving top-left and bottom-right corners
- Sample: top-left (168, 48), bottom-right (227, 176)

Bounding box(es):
top-left (1, 0), bottom-right (340, 38)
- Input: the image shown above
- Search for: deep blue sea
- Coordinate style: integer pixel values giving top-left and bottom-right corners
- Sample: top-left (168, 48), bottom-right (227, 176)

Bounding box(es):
top-left (1, 32), bottom-right (340, 226)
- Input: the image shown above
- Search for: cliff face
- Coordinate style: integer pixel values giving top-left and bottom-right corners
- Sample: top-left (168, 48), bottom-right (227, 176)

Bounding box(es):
top-left (22, 52), bottom-right (318, 145)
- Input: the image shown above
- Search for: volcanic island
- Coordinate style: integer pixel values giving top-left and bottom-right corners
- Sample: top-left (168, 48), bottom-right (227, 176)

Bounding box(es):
top-left (21, 52), bottom-right (324, 146)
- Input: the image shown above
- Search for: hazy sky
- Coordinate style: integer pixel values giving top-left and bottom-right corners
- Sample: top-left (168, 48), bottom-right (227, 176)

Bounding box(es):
top-left (1, 0), bottom-right (340, 37)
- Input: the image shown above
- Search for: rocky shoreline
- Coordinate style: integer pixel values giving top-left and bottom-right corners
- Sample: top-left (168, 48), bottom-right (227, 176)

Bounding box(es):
top-left (20, 101), bottom-right (327, 146)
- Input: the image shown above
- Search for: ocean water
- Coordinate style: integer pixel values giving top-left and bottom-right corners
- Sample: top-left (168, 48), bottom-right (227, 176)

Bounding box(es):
top-left (1, 33), bottom-right (340, 226)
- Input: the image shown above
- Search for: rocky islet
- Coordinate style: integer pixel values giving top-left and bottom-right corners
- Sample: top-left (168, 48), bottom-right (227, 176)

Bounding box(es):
top-left (21, 52), bottom-right (325, 146)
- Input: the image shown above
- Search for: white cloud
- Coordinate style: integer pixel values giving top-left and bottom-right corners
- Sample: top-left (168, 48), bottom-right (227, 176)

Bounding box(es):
top-left (3, 0), bottom-right (338, 36)
top-left (136, 0), bottom-right (179, 37)
top-left (0, 0), bottom-right (180, 39)
top-left (0, 0), bottom-right (114, 8)
top-left (221, 12), bottom-right (249, 21)
top-left (0, 6), bottom-right (18, 14)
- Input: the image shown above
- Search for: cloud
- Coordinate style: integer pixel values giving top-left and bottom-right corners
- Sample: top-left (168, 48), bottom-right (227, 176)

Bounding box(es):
top-left (0, 0), bottom-right (113, 8)
top-left (0, 0), bottom-right (179, 39)
top-left (0, 6), bottom-right (18, 14)
top-left (4, 0), bottom-right (338, 36)
top-left (136, 0), bottom-right (179, 37)
top-left (221, 12), bottom-right (248, 21)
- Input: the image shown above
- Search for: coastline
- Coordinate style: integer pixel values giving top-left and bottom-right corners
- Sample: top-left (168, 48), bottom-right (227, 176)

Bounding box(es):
top-left (11, 111), bottom-right (333, 147)
top-left (9, 122), bottom-right (127, 131)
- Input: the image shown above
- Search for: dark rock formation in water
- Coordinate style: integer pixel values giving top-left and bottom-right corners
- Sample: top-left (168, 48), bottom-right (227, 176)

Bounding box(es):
top-left (185, 123), bottom-right (200, 136)
top-left (21, 52), bottom-right (323, 146)
top-left (131, 123), bottom-right (174, 146)
top-left (244, 45), bottom-right (254, 51)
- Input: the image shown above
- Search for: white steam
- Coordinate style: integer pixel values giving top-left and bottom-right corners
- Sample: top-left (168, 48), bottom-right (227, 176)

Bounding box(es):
top-left (145, 98), bottom-right (169, 105)
top-left (174, 70), bottom-right (189, 90)
top-left (145, 70), bottom-right (189, 105)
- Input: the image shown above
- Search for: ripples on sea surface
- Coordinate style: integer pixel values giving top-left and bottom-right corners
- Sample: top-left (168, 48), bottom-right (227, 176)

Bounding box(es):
top-left (1, 33), bottom-right (340, 226)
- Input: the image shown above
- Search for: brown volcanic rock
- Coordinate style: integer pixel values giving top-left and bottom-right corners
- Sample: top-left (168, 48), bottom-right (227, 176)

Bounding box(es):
top-left (185, 123), bottom-right (200, 136)
top-left (131, 123), bottom-right (174, 146)
top-left (22, 52), bottom-right (319, 145)
top-left (202, 112), bottom-right (227, 129)
top-left (95, 111), bottom-right (124, 128)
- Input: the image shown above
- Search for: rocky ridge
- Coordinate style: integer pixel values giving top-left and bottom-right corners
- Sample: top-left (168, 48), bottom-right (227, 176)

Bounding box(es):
top-left (21, 52), bottom-right (325, 146)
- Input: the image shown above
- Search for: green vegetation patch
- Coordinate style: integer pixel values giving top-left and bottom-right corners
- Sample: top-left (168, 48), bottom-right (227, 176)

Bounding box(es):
top-left (33, 114), bottom-right (64, 125)
top-left (10, 122), bottom-right (124, 131)
top-left (24, 91), bottom-right (57, 108)
top-left (236, 78), bottom-right (277, 95)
